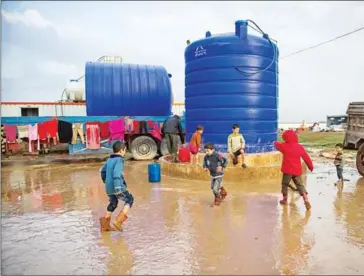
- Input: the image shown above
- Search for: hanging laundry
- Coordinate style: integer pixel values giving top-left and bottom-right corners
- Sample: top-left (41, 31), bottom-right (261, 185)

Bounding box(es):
top-left (38, 122), bottom-right (48, 142)
top-left (17, 125), bottom-right (29, 139)
top-left (86, 123), bottom-right (101, 149)
top-left (108, 119), bottom-right (125, 144)
top-left (147, 120), bottom-right (154, 129)
top-left (133, 120), bottom-right (140, 134)
top-left (4, 125), bottom-right (17, 143)
top-left (44, 119), bottom-right (59, 144)
top-left (99, 122), bottom-right (109, 139)
top-left (139, 121), bottom-right (148, 134)
top-left (72, 123), bottom-right (85, 144)
top-left (28, 124), bottom-right (40, 152)
top-left (125, 117), bottom-right (134, 133)
top-left (1, 125), bottom-right (6, 154)
top-left (58, 120), bottom-right (73, 143)
top-left (150, 121), bottom-right (162, 141)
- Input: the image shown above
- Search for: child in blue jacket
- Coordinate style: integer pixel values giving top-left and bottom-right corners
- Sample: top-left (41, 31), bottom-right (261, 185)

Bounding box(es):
top-left (99, 141), bottom-right (134, 232)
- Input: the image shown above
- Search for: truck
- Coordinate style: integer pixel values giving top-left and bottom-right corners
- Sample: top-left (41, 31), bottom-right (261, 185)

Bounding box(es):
top-left (343, 102), bottom-right (364, 176)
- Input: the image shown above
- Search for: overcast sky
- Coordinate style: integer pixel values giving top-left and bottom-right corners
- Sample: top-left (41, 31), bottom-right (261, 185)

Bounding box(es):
top-left (1, 1), bottom-right (364, 122)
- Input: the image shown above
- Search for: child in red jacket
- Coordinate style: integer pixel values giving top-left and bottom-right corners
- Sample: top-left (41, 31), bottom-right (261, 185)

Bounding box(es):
top-left (274, 130), bottom-right (314, 210)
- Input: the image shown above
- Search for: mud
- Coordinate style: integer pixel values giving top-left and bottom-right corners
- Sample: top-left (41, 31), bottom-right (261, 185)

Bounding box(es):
top-left (1, 161), bottom-right (364, 275)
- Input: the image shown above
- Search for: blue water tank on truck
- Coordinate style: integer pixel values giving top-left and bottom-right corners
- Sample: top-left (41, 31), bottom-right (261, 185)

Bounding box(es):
top-left (85, 61), bottom-right (182, 160)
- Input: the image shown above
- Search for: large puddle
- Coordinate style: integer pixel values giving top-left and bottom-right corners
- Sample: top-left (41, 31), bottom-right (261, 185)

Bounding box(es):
top-left (1, 161), bottom-right (364, 275)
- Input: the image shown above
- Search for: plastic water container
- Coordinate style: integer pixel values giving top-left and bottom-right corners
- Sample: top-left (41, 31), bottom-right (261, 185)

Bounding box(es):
top-left (178, 147), bottom-right (191, 163)
top-left (148, 162), bottom-right (161, 183)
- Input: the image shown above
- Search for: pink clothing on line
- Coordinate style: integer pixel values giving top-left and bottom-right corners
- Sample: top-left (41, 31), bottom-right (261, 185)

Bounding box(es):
top-left (86, 123), bottom-right (101, 150)
top-left (4, 125), bottom-right (17, 143)
top-left (108, 119), bottom-right (125, 144)
top-left (150, 122), bottom-right (162, 141)
top-left (28, 124), bottom-right (40, 152)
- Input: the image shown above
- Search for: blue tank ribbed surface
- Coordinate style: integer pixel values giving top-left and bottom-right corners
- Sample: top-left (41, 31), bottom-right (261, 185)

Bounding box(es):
top-left (185, 20), bottom-right (279, 153)
top-left (86, 62), bottom-right (172, 116)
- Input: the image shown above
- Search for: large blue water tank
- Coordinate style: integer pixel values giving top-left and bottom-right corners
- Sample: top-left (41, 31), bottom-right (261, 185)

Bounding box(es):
top-left (185, 20), bottom-right (279, 153)
top-left (86, 62), bottom-right (173, 116)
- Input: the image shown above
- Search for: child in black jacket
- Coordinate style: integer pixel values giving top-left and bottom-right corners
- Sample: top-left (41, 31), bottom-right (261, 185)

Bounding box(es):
top-left (203, 143), bottom-right (228, 206)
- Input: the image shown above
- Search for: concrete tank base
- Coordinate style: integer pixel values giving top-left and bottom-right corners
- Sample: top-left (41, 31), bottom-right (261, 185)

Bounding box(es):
top-left (159, 152), bottom-right (307, 182)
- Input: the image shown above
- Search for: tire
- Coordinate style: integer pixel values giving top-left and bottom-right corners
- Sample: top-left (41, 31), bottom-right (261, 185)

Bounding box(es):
top-left (356, 143), bottom-right (364, 177)
top-left (160, 137), bottom-right (182, 156)
top-left (130, 135), bottom-right (158, 160)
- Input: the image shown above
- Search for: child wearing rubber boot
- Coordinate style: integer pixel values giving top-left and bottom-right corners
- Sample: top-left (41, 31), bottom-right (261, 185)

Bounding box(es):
top-left (334, 143), bottom-right (344, 186)
top-left (203, 143), bottom-right (228, 207)
top-left (99, 141), bottom-right (134, 232)
top-left (274, 130), bottom-right (314, 210)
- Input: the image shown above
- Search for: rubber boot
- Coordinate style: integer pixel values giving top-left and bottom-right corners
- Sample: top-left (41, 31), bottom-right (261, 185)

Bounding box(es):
top-left (220, 187), bottom-right (228, 201)
top-left (211, 194), bottom-right (221, 207)
top-left (279, 193), bottom-right (288, 205)
top-left (99, 217), bottom-right (116, 232)
top-left (302, 193), bottom-right (311, 210)
top-left (113, 211), bottom-right (128, 232)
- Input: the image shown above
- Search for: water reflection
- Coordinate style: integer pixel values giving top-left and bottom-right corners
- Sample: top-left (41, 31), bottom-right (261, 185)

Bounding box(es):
top-left (1, 163), bottom-right (364, 275)
top-left (334, 178), bottom-right (364, 248)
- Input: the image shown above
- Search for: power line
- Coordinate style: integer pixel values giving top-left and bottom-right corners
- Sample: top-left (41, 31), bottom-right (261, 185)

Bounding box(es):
top-left (280, 25), bottom-right (364, 60)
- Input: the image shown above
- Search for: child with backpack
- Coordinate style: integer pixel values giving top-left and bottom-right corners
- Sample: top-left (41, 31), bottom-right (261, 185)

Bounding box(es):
top-left (99, 141), bottom-right (134, 232)
top-left (274, 130), bottom-right (314, 210)
top-left (203, 143), bottom-right (228, 206)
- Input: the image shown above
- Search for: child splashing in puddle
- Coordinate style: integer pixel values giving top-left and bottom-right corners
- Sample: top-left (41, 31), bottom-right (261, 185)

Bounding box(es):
top-left (99, 141), bottom-right (134, 232)
top-left (203, 143), bottom-right (228, 206)
top-left (274, 130), bottom-right (314, 210)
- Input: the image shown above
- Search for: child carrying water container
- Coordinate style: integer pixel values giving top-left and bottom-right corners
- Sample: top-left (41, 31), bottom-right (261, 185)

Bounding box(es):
top-left (189, 125), bottom-right (204, 165)
top-left (99, 141), bottom-right (134, 232)
top-left (274, 130), bottom-right (314, 210)
top-left (203, 143), bottom-right (228, 206)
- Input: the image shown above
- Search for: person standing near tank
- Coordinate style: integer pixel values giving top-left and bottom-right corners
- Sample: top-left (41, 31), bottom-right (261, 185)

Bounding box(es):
top-left (161, 115), bottom-right (185, 163)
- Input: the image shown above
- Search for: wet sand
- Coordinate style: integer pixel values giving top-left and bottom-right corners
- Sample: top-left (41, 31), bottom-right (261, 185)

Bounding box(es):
top-left (1, 161), bottom-right (364, 275)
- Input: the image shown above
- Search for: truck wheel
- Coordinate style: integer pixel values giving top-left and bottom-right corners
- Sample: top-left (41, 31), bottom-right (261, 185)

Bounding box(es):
top-left (356, 143), bottom-right (364, 177)
top-left (160, 137), bottom-right (182, 156)
top-left (130, 136), bottom-right (158, 160)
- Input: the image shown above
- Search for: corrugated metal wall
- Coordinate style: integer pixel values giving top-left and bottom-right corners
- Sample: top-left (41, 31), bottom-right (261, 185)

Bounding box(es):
top-left (0, 103), bottom-right (86, 117)
top-left (0, 102), bottom-right (185, 117)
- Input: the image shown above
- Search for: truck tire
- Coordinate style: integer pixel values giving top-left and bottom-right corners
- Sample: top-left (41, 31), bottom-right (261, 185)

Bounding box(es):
top-left (160, 137), bottom-right (182, 156)
top-left (356, 143), bottom-right (364, 176)
top-left (130, 136), bottom-right (158, 160)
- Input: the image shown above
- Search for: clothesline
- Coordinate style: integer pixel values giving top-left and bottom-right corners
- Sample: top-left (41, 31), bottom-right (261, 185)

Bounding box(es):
top-left (2, 117), bottom-right (164, 154)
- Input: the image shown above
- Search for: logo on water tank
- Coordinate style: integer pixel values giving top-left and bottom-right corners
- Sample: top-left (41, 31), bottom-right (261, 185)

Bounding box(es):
top-left (195, 46), bottom-right (207, 58)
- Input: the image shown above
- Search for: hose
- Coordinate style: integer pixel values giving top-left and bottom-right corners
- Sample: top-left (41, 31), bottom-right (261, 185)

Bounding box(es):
top-left (235, 19), bottom-right (277, 76)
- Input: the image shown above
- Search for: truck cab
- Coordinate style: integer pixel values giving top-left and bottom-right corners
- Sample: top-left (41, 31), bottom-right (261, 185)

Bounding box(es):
top-left (343, 102), bottom-right (364, 176)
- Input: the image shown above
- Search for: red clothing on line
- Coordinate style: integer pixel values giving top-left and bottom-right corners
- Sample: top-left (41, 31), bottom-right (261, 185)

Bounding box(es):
top-left (274, 130), bottom-right (314, 176)
top-left (44, 119), bottom-right (58, 137)
top-left (147, 120), bottom-right (154, 129)
top-left (133, 120), bottom-right (140, 134)
top-left (38, 122), bottom-right (48, 140)
top-left (99, 122), bottom-right (109, 139)
top-left (4, 125), bottom-right (17, 143)
top-left (86, 123), bottom-right (100, 150)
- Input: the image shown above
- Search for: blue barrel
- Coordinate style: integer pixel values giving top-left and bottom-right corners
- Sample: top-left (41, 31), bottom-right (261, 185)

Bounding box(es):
top-left (148, 162), bottom-right (161, 183)
top-left (85, 62), bottom-right (173, 116)
top-left (184, 20), bottom-right (279, 153)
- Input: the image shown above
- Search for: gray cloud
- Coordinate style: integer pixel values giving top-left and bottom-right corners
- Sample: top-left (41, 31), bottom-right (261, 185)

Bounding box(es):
top-left (1, 1), bottom-right (364, 122)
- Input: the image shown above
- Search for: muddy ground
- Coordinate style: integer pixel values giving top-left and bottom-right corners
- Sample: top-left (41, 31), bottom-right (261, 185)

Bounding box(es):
top-left (1, 160), bottom-right (363, 275)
